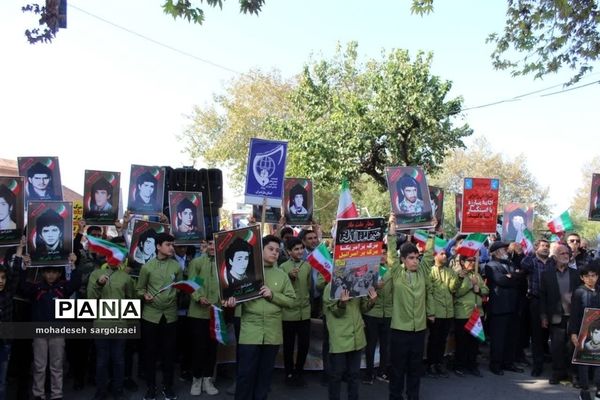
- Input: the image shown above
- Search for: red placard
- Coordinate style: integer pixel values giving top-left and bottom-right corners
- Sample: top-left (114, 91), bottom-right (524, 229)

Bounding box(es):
top-left (461, 178), bottom-right (500, 234)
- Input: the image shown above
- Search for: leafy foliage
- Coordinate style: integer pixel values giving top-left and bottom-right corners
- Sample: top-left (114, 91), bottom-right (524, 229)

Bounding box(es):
top-left (271, 42), bottom-right (472, 190)
top-left (411, 0), bottom-right (600, 84)
top-left (22, 1), bottom-right (66, 44)
top-left (162, 0), bottom-right (264, 24)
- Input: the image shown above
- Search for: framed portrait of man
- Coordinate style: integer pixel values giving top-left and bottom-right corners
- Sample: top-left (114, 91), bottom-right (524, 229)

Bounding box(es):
top-left (168, 191), bottom-right (205, 245)
top-left (18, 156), bottom-right (64, 204)
top-left (27, 201), bottom-right (73, 267)
top-left (283, 178), bottom-right (313, 225)
top-left (573, 308), bottom-right (600, 366)
top-left (127, 165), bottom-right (166, 215)
top-left (428, 186), bottom-right (444, 233)
top-left (386, 166), bottom-right (434, 230)
top-left (214, 225), bottom-right (263, 302)
top-left (252, 205), bottom-right (281, 224)
top-left (0, 176), bottom-right (25, 247)
top-left (128, 220), bottom-right (171, 275)
top-left (589, 174), bottom-right (600, 221)
top-left (501, 204), bottom-right (534, 242)
top-left (83, 170), bottom-right (120, 225)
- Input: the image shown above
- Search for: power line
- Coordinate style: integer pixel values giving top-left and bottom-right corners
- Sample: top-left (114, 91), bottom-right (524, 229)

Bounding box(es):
top-left (68, 3), bottom-right (243, 75)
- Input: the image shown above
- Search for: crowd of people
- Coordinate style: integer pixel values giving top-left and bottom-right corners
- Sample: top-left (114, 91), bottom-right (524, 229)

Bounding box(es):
top-left (1, 211), bottom-right (600, 400)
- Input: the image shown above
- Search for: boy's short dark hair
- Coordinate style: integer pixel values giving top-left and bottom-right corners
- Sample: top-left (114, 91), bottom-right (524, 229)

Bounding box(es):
top-left (155, 232), bottom-right (175, 246)
top-left (588, 319), bottom-right (600, 335)
top-left (285, 237), bottom-right (304, 251)
top-left (583, 260), bottom-right (600, 276)
top-left (298, 229), bottom-right (315, 241)
top-left (262, 235), bottom-right (280, 248)
top-left (87, 225), bottom-right (102, 235)
top-left (280, 227), bottom-right (294, 238)
top-left (400, 242), bottom-right (419, 259)
top-left (0, 265), bottom-right (7, 277)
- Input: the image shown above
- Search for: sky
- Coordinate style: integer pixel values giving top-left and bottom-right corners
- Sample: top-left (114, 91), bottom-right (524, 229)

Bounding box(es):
top-left (1, 0), bottom-right (598, 216)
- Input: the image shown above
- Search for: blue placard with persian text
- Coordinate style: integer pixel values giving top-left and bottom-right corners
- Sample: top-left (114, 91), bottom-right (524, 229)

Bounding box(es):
top-left (244, 138), bottom-right (288, 207)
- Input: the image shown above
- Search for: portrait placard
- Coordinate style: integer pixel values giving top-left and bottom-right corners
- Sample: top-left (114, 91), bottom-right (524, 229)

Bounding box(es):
top-left (330, 217), bottom-right (385, 300)
top-left (589, 173), bottom-right (600, 221)
top-left (502, 203), bottom-right (534, 242)
top-left (27, 201), bottom-right (73, 267)
top-left (18, 156), bottom-right (63, 203)
top-left (128, 220), bottom-right (171, 272)
top-left (231, 212), bottom-right (251, 230)
top-left (0, 177), bottom-right (25, 247)
top-left (168, 191), bottom-right (205, 245)
top-left (429, 186), bottom-right (444, 233)
top-left (455, 193), bottom-right (463, 231)
top-left (252, 205), bottom-right (281, 224)
top-left (127, 165), bottom-right (166, 215)
top-left (461, 178), bottom-right (500, 234)
top-left (214, 225), bottom-right (263, 302)
top-left (283, 178), bottom-right (313, 225)
top-left (573, 308), bottom-right (600, 366)
top-left (244, 138), bottom-right (288, 207)
top-left (386, 166), bottom-right (434, 230)
top-left (83, 170), bottom-right (120, 225)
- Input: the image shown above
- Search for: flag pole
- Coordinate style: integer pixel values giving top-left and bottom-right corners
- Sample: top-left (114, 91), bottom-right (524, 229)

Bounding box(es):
top-left (261, 197), bottom-right (267, 237)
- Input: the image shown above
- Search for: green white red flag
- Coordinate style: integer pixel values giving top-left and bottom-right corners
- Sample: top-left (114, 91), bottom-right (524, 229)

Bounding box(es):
top-left (307, 243), bottom-right (333, 282)
top-left (86, 235), bottom-right (128, 266)
top-left (464, 306), bottom-right (485, 342)
top-left (336, 179), bottom-right (358, 219)
top-left (412, 230), bottom-right (429, 246)
top-left (519, 228), bottom-right (535, 254)
top-left (210, 305), bottom-right (230, 345)
top-left (547, 211), bottom-right (573, 234)
top-left (433, 236), bottom-right (449, 256)
top-left (456, 233), bottom-right (487, 258)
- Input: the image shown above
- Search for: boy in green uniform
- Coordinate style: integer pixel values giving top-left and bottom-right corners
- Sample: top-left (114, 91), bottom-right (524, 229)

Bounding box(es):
top-left (88, 255), bottom-right (136, 400)
top-left (324, 282), bottom-right (377, 400)
top-left (223, 235), bottom-right (296, 400)
top-left (136, 233), bottom-right (182, 400)
top-left (279, 237), bottom-right (311, 386)
top-left (187, 237), bottom-right (220, 396)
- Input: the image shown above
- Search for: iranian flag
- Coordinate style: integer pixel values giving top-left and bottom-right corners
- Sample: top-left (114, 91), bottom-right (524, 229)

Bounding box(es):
top-left (336, 179), bottom-right (358, 219)
top-left (433, 236), bottom-right (449, 256)
top-left (464, 306), bottom-right (486, 342)
top-left (210, 305), bottom-right (230, 345)
top-left (307, 243), bottom-right (333, 283)
top-left (456, 233), bottom-right (487, 258)
top-left (547, 211), bottom-right (573, 234)
top-left (519, 228), bottom-right (535, 254)
top-left (412, 230), bottom-right (429, 247)
top-left (171, 277), bottom-right (204, 294)
top-left (86, 235), bottom-right (128, 266)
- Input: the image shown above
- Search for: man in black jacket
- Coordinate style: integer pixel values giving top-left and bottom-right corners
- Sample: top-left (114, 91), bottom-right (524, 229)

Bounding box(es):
top-left (485, 241), bottom-right (524, 375)
top-left (540, 243), bottom-right (580, 384)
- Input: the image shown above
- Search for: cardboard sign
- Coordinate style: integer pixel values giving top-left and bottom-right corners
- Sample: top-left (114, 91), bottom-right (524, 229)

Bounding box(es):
top-left (0, 177), bottom-right (25, 247)
top-left (573, 308), bottom-right (600, 366)
top-left (127, 165), bottom-right (166, 215)
top-left (386, 166), bottom-right (434, 230)
top-left (244, 138), bottom-right (288, 207)
top-left (461, 178), bottom-right (500, 234)
top-left (283, 178), bottom-right (313, 225)
top-left (502, 203), bottom-right (534, 242)
top-left (18, 156), bottom-right (63, 203)
top-left (168, 191), bottom-right (205, 245)
top-left (83, 170), bottom-right (120, 225)
top-left (27, 201), bottom-right (73, 267)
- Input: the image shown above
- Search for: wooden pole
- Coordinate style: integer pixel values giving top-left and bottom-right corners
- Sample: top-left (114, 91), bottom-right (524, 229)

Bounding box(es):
top-left (261, 197), bottom-right (267, 236)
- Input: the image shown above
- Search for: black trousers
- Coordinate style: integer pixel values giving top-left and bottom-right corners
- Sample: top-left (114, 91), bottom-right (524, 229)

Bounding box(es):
top-left (142, 317), bottom-right (177, 389)
top-left (489, 313), bottom-right (517, 369)
top-left (322, 315), bottom-right (330, 377)
top-left (191, 318), bottom-right (217, 378)
top-left (176, 315), bottom-right (192, 373)
top-left (235, 344), bottom-right (279, 400)
top-left (364, 315), bottom-right (391, 376)
top-left (389, 329), bottom-right (425, 400)
top-left (329, 350), bottom-right (361, 400)
top-left (124, 338), bottom-right (141, 379)
top-left (66, 338), bottom-right (93, 384)
top-left (282, 319), bottom-right (311, 375)
top-left (550, 316), bottom-right (572, 376)
top-left (529, 298), bottom-right (548, 370)
top-left (426, 318), bottom-right (451, 365)
top-left (454, 318), bottom-right (479, 370)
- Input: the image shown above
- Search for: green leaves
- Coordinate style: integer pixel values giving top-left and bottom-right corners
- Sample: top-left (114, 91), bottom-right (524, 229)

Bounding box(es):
top-left (161, 0), bottom-right (264, 24)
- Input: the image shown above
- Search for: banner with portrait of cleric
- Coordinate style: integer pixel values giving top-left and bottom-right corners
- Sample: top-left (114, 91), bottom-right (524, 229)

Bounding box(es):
top-left (589, 173), bottom-right (600, 221)
top-left (27, 201), bottom-right (73, 267)
top-left (244, 138), bottom-right (288, 208)
top-left (461, 178), bottom-right (500, 234)
top-left (283, 178), bottom-right (313, 225)
top-left (252, 205), bottom-right (281, 224)
top-left (128, 220), bottom-right (171, 274)
top-left (83, 170), bottom-right (120, 225)
top-left (330, 217), bottom-right (385, 300)
top-left (0, 177), bottom-right (25, 247)
top-left (386, 166), bottom-right (434, 230)
top-left (428, 186), bottom-right (444, 233)
top-left (127, 164), bottom-right (166, 215)
top-left (214, 225), bottom-right (263, 303)
top-left (18, 156), bottom-right (63, 204)
top-left (168, 191), bottom-right (205, 245)
top-left (572, 308), bottom-right (600, 366)
top-left (502, 203), bottom-right (534, 242)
